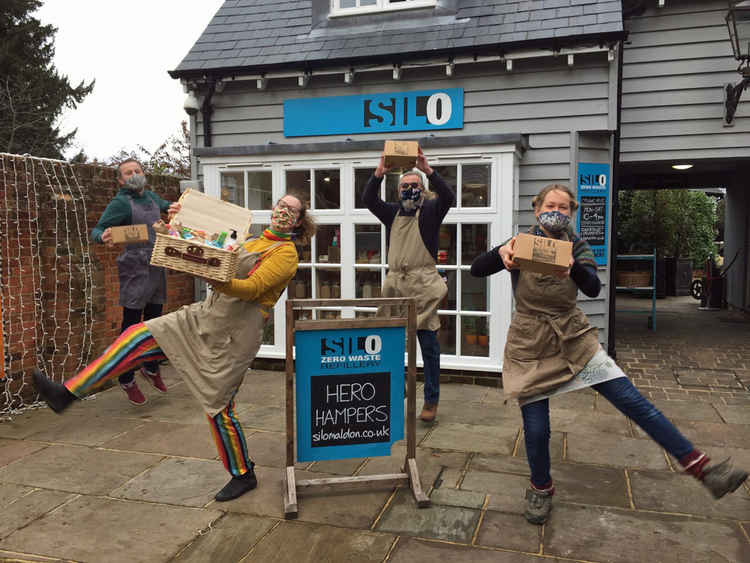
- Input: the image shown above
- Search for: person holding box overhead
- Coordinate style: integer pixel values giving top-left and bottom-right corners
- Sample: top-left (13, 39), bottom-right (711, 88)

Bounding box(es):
top-left (34, 193), bottom-right (316, 502)
top-left (91, 158), bottom-right (178, 405)
top-left (470, 183), bottom-right (748, 525)
top-left (363, 145), bottom-right (455, 423)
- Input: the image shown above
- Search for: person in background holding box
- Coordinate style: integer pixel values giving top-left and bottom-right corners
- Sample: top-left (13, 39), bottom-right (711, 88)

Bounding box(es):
top-left (470, 183), bottom-right (748, 525)
top-left (363, 147), bottom-right (455, 423)
top-left (33, 193), bottom-right (316, 502)
top-left (91, 158), bottom-right (179, 405)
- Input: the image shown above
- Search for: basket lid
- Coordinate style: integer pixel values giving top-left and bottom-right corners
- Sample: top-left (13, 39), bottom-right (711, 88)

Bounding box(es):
top-left (173, 189), bottom-right (253, 242)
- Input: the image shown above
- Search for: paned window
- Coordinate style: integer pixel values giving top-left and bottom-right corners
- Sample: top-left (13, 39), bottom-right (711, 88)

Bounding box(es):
top-left (331, 0), bottom-right (436, 16)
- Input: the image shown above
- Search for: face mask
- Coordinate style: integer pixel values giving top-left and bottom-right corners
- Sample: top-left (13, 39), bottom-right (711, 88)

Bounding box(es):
top-left (537, 210), bottom-right (570, 233)
top-left (272, 206), bottom-right (296, 229)
top-left (399, 186), bottom-right (422, 211)
top-left (124, 173), bottom-right (146, 195)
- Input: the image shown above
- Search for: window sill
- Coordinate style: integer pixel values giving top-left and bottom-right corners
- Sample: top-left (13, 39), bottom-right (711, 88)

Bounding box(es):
top-left (329, 1), bottom-right (436, 19)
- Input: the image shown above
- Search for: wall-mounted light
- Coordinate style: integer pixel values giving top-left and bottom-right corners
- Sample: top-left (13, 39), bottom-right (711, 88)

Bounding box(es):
top-left (298, 72), bottom-right (310, 88)
top-left (724, 1), bottom-right (750, 124)
top-left (505, 58), bottom-right (513, 72)
top-left (672, 163), bottom-right (693, 170)
top-left (256, 76), bottom-right (267, 90)
top-left (567, 54), bottom-right (575, 67)
top-left (392, 65), bottom-right (402, 80)
top-left (445, 61), bottom-right (455, 77)
top-left (344, 69), bottom-right (355, 84)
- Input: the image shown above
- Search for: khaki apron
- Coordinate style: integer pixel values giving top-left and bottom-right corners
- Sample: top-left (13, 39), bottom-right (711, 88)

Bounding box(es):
top-left (502, 235), bottom-right (600, 399)
top-left (146, 243), bottom-right (285, 416)
top-left (379, 209), bottom-right (447, 331)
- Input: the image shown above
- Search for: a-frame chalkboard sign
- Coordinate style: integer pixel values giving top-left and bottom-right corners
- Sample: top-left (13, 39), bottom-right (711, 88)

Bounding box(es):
top-left (283, 297), bottom-right (430, 519)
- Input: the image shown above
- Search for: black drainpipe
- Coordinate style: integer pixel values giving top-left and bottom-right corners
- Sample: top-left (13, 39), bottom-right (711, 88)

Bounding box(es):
top-left (607, 39), bottom-right (625, 359)
top-left (201, 79), bottom-right (217, 148)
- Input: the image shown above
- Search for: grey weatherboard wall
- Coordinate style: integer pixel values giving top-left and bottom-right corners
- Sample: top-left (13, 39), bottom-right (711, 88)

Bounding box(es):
top-left (621, 0), bottom-right (750, 162)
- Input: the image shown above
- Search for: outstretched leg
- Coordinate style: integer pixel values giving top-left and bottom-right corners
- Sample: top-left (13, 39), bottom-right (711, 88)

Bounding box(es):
top-left (33, 323), bottom-right (166, 413)
top-left (520, 399), bottom-right (555, 524)
top-left (595, 376), bottom-right (747, 499)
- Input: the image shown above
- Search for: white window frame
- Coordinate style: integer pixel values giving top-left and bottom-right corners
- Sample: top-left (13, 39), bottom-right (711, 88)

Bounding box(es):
top-left (201, 144), bottom-right (517, 373)
top-left (330, 0), bottom-right (437, 18)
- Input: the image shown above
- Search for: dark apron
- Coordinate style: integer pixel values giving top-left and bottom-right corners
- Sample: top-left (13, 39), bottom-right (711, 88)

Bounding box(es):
top-left (117, 195), bottom-right (166, 309)
top-left (379, 209), bottom-right (447, 331)
top-left (502, 232), bottom-right (600, 399)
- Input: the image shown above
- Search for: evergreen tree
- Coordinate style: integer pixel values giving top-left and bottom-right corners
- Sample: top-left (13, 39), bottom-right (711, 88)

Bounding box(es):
top-left (0, 0), bottom-right (94, 158)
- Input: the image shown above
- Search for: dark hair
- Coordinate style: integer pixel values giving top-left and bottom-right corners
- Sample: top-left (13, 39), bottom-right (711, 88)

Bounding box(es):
top-left (531, 183), bottom-right (579, 212)
top-left (116, 158), bottom-right (144, 179)
top-left (283, 191), bottom-right (316, 246)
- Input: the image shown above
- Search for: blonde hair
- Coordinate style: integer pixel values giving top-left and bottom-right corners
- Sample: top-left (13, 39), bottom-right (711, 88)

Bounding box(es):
top-left (531, 183), bottom-right (578, 212)
top-left (284, 191), bottom-right (317, 246)
top-left (398, 168), bottom-right (436, 200)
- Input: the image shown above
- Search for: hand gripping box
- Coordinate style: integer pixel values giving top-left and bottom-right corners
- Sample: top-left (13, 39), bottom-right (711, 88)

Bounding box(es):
top-left (513, 233), bottom-right (572, 275)
top-left (150, 189), bottom-right (253, 282)
top-left (383, 140), bottom-right (419, 170)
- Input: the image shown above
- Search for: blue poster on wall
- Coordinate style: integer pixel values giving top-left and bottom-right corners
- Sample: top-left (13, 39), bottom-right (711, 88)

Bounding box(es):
top-left (295, 326), bottom-right (405, 462)
top-left (576, 163), bottom-right (610, 267)
top-left (284, 88), bottom-right (463, 137)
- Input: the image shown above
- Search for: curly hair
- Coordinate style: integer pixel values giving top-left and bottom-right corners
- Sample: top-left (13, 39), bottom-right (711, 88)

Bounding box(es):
top-left (284, 191), bottom-right (317, 246)
top-left (531, 183), bottom-right (578, 212)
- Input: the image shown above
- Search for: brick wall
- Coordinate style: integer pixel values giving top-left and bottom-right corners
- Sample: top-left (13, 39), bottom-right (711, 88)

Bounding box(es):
top-left (0, 155), bottom-right (194, 410)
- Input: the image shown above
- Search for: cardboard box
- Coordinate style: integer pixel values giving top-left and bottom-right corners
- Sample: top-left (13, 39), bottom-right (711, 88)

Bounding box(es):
top-left (513, 233), bottom-right (572, 275)
top-left (110, 224), bottom-right (149, 244)
top-left (383, 140), bottom-right (419, 170)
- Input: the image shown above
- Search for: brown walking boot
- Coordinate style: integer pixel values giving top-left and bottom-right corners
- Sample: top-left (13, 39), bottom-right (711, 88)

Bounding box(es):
top-left (419, 403), bottom-right (438, 422)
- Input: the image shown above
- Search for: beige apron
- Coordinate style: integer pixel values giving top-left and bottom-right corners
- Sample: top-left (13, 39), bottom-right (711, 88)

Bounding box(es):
top-left (502, 234), bottom-right (600, 399)
top-left (379, 209), bottom-right (447, 331)
top-left (146, 243), bottom-right (284, 416)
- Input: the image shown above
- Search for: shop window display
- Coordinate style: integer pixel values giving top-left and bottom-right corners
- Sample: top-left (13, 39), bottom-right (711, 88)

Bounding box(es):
top-left (220, 171), bottom-right (245, 207)
top-left (315, 169), bottom-right (340, 209)
top-left (316, 224), bottom-right (342, 264)
top-left (461, 164), bottom-right (490, 208)
top-left (356, 224), bottom-right (381, 264)
top-left (460, 315), bottom-right (489, 357)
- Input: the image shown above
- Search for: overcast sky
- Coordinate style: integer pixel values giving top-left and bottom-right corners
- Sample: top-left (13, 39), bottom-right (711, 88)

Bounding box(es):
top-left (35, 1), bottom-right (225, 161)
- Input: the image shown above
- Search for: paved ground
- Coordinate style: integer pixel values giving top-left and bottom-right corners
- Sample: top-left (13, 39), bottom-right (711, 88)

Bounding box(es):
top-left (1, 296), bottom-right (749, 562)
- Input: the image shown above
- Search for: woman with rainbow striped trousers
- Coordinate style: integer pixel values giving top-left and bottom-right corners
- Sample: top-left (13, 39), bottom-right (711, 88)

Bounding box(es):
top-left (34, 193), bottom-right (316, 502)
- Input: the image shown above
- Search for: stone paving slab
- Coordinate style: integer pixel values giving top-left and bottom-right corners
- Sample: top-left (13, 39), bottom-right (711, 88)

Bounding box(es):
top-left (632, 419), bottom-right (750, 450)
top-left (550, 462), bottom-right (630, 509)
top-left (475, 509), bottom-right (543, 553)
top-left (0, 444), bottom-right (161, 495)
top-left (237, 404), bottom-right (286, 432)
top-left (102, 420), bottom-right (217, 460)
top-left (544, 503), bottom-right (749, 563)
top-left (376, 489), bottom-right (481, 543)
top-left (629, 469), bottom-right (750, 520)
top-left (389, 536), bottom-right (558, 563)
top-left (470, 453), bottom-right (530, 476)
top-left (0, 488), bottom-right (75, 541)
top-left (547, 408), bottom-right (632, 437)
top-left (421, 422), bottom-right (518, 456)
top-left (0, 408), bottom-right (70, 440)
top-left (460, 470), bottom-right (529, 514)
top-left (172, 513), bottom-right (275, 562)
top-left (0, 438), bottom-right (47, 468)
top-left (649, 399), bottom-right (724, 423)
top-left (245, 521), bottom-right (394, 562)
top-left (714, 404), bottom-right (750, 425)
top-left (110, 457), bottom-right (228, 507)
top-left (432, 400), bottom-right (521, 426)
top-left (0, 495), bottom-right (222, 563)
top-left (24, 412), bottom-right (144, 447)
top-left (429, 487), bottom-right (485, 509)
top-left (565, 430), bottom-right (669, 470)
top-left (234, 371), bottom-right (287, 407)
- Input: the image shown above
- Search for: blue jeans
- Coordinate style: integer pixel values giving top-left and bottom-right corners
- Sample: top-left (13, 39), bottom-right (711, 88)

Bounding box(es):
top-left (521, 376), bottom-right (694, 488)
top-left (417, 329), bottom-right (440, 405)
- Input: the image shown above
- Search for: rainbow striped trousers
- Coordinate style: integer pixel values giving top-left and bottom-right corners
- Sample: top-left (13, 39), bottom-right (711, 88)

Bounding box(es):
top-left (65, 323), bottom-right (253, 477)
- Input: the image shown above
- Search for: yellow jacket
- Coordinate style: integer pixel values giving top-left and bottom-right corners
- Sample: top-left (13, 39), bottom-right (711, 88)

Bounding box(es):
top-left (212, 236), bottom-right (298, 310)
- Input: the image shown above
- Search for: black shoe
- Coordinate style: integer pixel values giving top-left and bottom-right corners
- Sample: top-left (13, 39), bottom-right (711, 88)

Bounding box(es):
top-left (215, 466), bottom-right (258, 502)
top-left (32, 369), bottom-right (76, 414)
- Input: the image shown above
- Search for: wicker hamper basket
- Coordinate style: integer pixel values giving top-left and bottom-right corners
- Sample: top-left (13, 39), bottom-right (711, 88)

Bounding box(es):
top-left (150, 189), bottom-right (252, 282)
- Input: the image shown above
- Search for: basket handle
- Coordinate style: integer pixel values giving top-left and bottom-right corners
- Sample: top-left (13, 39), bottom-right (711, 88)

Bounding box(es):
top-left (165, 245), bottom-right (221, 267)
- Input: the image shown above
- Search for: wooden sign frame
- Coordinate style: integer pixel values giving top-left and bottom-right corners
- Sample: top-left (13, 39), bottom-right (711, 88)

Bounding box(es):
top-left (283, 297), bottom-right (430, 519)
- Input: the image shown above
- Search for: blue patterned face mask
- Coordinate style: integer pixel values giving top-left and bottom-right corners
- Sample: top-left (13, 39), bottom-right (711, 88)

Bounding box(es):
top-left (537, 210), bottom-right (570, 233)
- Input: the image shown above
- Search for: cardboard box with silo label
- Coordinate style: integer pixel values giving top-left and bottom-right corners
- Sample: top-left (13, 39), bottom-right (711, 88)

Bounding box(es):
top-left (383, 140), bottom-right (419, 170)
top-left (110, 224), bottom-right (149, 244)
top-left (514, 233), bottom-right (572, 275)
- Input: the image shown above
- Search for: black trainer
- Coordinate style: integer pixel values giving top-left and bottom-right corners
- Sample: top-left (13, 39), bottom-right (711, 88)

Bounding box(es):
top-left (703, 458), bottom-right (748, 499)
top-left (32, 369), bottom-right (76, 414)
top-left (215, 466), bottom-right (258, 502)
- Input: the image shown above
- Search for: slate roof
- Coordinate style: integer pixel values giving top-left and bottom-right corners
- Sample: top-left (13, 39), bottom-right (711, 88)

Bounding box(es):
top-left (170, 0), bottom-right (623, 79)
